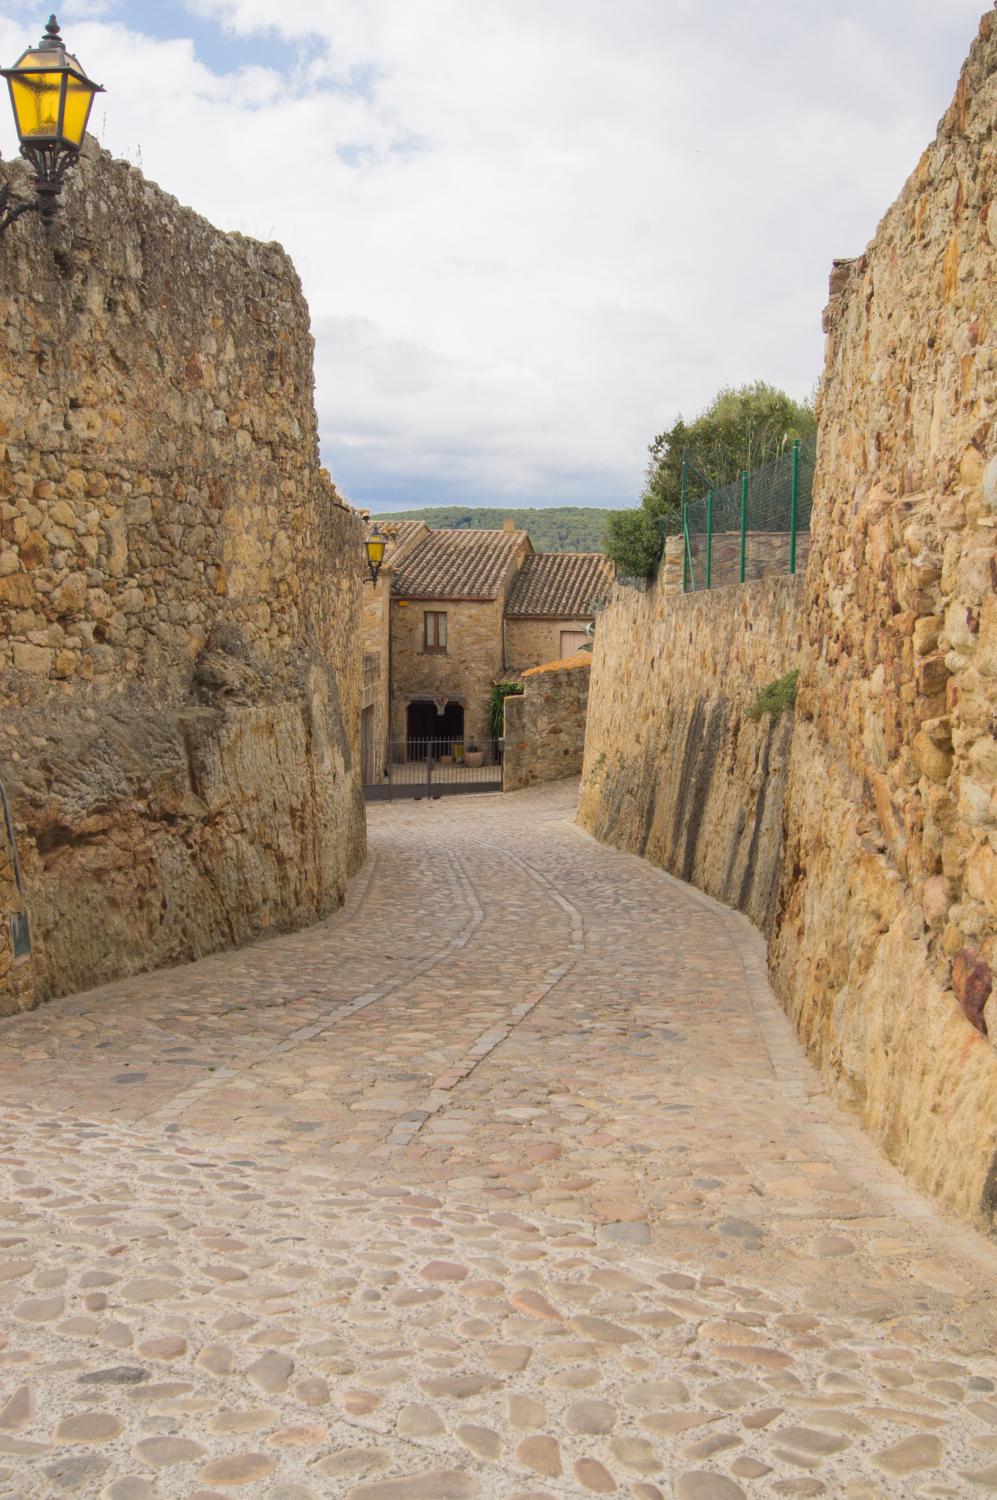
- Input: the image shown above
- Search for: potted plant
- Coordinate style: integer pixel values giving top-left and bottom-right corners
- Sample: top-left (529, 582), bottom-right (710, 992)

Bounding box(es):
top-left (465, 742), bottom-right (484, 768)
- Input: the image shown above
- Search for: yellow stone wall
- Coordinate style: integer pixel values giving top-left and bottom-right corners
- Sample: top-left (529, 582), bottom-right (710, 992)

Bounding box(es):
top-left (579, 14), bottom-right (997, 1230)
top-left (579, 576), bottom-right (805, 935)
top-left (0, 144), bottom-right (366, 1008)
top-left (769, 12), bottom-right (997, 1226)
top-left (505, 618), bottom-right (591, 672)
top-left (504, 657), bottom-right (591, 791)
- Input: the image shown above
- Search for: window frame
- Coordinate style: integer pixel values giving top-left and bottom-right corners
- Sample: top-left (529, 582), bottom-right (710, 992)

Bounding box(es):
top-left (423, 610), bottom-right (448, 653)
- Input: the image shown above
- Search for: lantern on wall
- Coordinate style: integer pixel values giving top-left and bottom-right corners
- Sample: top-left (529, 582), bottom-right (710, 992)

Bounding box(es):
top-left (365, 526), bottom-right (387, 583)
top-left (0, 15), bottom-right (104, 232)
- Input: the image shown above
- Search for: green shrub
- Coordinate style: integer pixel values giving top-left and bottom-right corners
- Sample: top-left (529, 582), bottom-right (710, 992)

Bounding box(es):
top-left (490, 681), bottom-right (524, 740)
top-left (604, 508), bottom-right (665, 580)
top-left (748, 669), bottom-right (799, 721)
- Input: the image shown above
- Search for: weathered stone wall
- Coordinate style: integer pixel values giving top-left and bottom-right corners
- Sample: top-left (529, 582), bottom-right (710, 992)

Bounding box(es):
top-left (685, 531), bottom-right (813, 590)
top-left (0, 143), bottom-right (365, 1008)
top-left (579, 578), bottom-right (805, 934)
top-left (768, 13), bottom-right (997, 1226)
top-left (361, 577), bottom-right (390, 781)
top-left (504, 655), bottom-right (591, 792)
top-left (578, 14), bottom-right (997, 1231)
top-left (505, 618), bottom-right (592, 673)
top-left (0, 793), bottom-right (33, 1013)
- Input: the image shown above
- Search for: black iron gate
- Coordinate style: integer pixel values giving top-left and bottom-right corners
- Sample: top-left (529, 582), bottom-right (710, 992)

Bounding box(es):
top-left (364, 737), bottom-right (502, 801)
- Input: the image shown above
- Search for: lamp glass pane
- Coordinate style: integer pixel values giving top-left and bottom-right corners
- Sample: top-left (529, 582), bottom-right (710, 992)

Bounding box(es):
top-left (61, 73), bottom-right (95, 146)
top-left (9, 70), bottom-right (65, 139)
top-left (367, 538), bottom-right (385, 566)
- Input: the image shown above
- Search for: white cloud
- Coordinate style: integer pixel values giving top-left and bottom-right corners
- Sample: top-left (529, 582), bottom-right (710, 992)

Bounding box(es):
top-left (0, 0), bottom-right (988, 508)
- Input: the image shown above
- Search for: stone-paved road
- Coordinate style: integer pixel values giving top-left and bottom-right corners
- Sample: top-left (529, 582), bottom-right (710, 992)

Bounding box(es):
top-left (1, 782), bottom-right (996, 1500)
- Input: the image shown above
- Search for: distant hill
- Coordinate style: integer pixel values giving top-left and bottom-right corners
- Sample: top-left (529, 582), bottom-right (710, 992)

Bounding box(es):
top-left (370, 506), bottom-right (612, 553)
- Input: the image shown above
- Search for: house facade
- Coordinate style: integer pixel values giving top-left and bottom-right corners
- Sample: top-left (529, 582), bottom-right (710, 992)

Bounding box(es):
top-left (361, 521), bottom-right (613, 779)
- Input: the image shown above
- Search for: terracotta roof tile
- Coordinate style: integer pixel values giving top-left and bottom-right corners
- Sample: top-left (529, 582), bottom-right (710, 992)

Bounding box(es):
top-left (522, 652), bottom-right (592, 677)
top-left (391, 528), bottom-right (528, 600)
top-left (505, 552), bottom-right (615, 618)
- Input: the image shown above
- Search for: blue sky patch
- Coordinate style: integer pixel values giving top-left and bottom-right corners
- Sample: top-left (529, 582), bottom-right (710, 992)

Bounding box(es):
top-left (126, 1), bottom-right (302, 76)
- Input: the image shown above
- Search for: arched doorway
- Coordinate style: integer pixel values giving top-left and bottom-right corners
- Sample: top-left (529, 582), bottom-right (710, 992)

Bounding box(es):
top-left (406, 699), bottom-right (464, 759)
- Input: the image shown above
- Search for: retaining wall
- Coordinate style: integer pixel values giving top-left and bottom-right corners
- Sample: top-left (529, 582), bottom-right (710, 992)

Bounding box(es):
top-left (504, 656), bottom-right (591, 792)
top-left (0, 143), bottom-right (365, 1008)
top-left (579, 12), bottom-right (997, 1231)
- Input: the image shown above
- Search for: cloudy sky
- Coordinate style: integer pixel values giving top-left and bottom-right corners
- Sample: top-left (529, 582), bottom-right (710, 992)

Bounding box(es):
top-left (0, 2), bottom-right (986, 511)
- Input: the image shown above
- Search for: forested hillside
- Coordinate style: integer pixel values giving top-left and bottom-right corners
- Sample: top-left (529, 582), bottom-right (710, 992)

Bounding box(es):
top-left (370, 506), bottom-right (612, 552)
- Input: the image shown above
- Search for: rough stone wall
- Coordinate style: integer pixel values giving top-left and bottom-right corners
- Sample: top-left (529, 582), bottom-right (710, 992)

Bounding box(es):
top-left (578, 577), bottom-right (805, 934)
top-left (578, 14), bottom-right (997, 1231)
top-left (390, 598), bottom-right (506, 747)
top-left (685, 531), bottom-right (813, 590)
top-left (505, 618), bottom-right (592, 672)
top-left (0, 143), bottom-right (365, 1008)
top-left (0, 798), bottom-right (33, 1013)
top-left (361, 575), bottom-right (390, 778)
top-left (769, 13), bottom-right (997, 1226)
top-left (504, 656), bottom-right (591, 792)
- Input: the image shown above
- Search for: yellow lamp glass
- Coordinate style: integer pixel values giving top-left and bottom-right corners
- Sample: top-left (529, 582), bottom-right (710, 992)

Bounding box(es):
top-left (3, 23), bottom-right (102, 151)
top-left (366, 528), bottom-right (387, 575)
top-left (10, 66), bottom-right (65, 140)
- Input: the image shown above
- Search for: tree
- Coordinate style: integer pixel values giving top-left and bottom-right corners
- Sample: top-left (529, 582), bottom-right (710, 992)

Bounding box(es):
top-left (605, 381), bottom-right (816, 578)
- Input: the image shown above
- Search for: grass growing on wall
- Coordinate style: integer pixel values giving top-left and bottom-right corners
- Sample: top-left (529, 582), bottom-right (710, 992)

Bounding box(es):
top-left (748, 669), bottom-right (799, 722)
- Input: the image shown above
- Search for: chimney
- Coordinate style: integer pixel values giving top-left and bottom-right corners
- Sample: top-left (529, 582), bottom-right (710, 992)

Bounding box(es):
top-left (502, 516), bottom-right (516, 531)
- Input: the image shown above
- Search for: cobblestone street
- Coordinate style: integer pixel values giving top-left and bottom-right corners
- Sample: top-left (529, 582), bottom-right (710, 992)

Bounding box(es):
top-left (1, 782), bottom-right (996, 1499)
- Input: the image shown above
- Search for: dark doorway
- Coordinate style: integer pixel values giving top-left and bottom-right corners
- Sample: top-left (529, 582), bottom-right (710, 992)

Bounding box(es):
top-left (406, 699), bottom-right (464, 759)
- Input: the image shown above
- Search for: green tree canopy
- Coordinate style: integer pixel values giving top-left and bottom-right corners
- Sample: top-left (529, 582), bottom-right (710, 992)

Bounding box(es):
top-left (606, 381), bottom-right (816, 578)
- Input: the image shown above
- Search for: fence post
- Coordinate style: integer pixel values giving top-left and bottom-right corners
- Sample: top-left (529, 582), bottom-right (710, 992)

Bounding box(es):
top-left (739, 469), bottom-right (748, 584)
top-left (789, 438), bottom-right (800, 575)
top-left (680, 449), bottom-right (688, 593)
top-left (705, 489), bottom-right (713, 590)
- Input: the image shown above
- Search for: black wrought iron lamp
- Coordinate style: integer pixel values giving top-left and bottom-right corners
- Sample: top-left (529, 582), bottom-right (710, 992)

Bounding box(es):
top-left (0, 14), bottom-right (104, 234)
top-left (365, 526), bottom-right (387, 583)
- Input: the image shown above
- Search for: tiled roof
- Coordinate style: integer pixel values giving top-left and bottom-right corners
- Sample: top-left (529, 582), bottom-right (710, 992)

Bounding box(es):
top-left (391, 528), bottom-right (528, 600)
top-left (505, 552), bottom-right (615, 619)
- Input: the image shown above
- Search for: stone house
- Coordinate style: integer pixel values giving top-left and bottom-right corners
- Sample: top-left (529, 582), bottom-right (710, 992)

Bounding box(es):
top-left (361, 521), bottom-right (612, 776)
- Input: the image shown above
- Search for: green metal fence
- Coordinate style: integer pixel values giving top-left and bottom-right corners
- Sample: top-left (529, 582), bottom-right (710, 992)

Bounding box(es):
top-left (665, 437), bottom-right (815, 592)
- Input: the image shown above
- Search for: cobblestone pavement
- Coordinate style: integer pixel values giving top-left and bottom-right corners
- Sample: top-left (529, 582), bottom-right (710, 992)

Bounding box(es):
top-left (1, 782), bottom-right (996, 1500)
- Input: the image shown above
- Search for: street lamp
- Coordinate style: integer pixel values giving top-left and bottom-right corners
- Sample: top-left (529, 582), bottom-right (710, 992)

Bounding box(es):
top-left (365, 526), bottom-right (387, 584)
top-left (0, 14), bottom-right (104, 234)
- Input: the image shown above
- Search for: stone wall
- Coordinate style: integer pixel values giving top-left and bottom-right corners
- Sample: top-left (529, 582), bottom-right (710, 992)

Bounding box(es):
top-left (579, 578), bottom-right (805, 934)
top-left (0, 143), bottom-right (366, 1008)
top-left (361, 578), bottom-right (390, 782)
top-left (505, 617), bottom-right (592, 672)
top-left (685, 531), bottom-right (813, 591)
top-left (768, 13), bottom-right (997, 1227)
top-left (0, 791), bottom-right (33, 1013)
top-left (504, 655), bottom-right (591, 792)
top-left (577, 13), bottom-right (997, 1231)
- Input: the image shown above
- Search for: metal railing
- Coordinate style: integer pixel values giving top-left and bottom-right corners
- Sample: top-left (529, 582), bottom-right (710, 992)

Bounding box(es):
top-left (665, 437), bottom-right (815, 592)
top-left (364, 738), bottom-right (502, 800)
